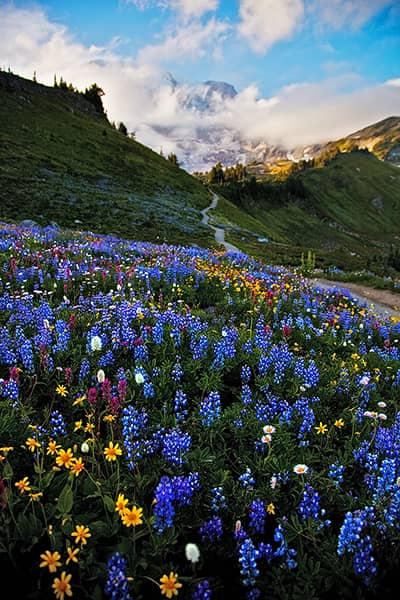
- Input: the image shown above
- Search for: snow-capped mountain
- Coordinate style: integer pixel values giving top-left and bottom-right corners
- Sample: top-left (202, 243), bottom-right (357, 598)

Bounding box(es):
top-left (138, 77), bottom-right (400, 173)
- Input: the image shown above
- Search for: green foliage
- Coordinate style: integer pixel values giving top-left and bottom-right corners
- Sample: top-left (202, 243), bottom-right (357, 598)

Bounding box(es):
top-left (300, 250), bottom-right (316, 276)
top-left (167, 152), bottom-right (179, 167)
top-left (82, 82), bottom-right (105, 114)
top-left (117, 121), bottom-right (128, 136)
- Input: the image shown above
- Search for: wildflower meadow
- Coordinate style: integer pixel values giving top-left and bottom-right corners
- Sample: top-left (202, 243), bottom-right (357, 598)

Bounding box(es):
top-left (0, 221), bottom-right (400, 599)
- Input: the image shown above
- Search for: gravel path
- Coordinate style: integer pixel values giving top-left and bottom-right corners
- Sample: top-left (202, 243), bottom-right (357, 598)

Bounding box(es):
top-left (201, 192), bottom-right (240, 253)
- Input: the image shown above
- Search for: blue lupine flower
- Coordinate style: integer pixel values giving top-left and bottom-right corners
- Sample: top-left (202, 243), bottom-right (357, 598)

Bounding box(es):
top-left (199, 515), bottom-right (223, 543)
top-left (337, 507), bottom-right (376, 584)
top-left (210, 486), bottom-right (227, 512)
top-left (49, 410), bottom-right (67, 437)
top-left (104, 552), bottom-right (133, 600)
top-left (238, 537), bottom-right (260, 587)
top-left (328, 463), bottom-right (345, 488)
top-left (161, 428), bottom-right (191, 466)
top-left (249, 499), bottom-right (266, 534)
top-left (238, 468), bottom-right (255, 489)
top-left (199, 392), bottom-right (221, 426)
top-left (153, 472), bottom-right (200, 533)
top-left (174, 389), bottom-right (188, 423)
top-left (192, 580), bottom-right (212, 600)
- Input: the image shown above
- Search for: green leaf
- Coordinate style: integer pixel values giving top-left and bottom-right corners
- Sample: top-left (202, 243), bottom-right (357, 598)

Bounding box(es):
top-left (16, 513), bottom-right (43, 544)
top-left (2, 461), bottom-right (13, 479)
top-left (103, 495), bottom-right (115, 514)
top-left (56, 484), bottom-right (73, 516)
top-left (41, 470), bottom-right (55, 490)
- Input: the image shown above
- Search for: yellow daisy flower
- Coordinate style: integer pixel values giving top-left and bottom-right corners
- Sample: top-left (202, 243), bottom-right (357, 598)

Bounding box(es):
top-left (71, 524), bottom-right (91, 546)
top-left (66, 546), bottom-right (79, 565)
top-left (56, 385), bottom-right (68, 397)
top-left (39, 550), bottom-right (61, 573)
top-left (25, 437), bottom-right (41, 452)
top-left (104, 441), bottom-right (122, 462)
top-left (159, 572), bottom-right (182, 598)
top-left (52, 571), bottom-right (72, 600)
top-left (314, 422), bottom-right (328, 435)
top-left (47, 440), bottom-right (61, 455)
top-left (121, 505), bottom-right (143, 527)
top-left (15, 476), bottom-right (31, 493)
top-left (69, 458), bottom-right (85, 477)
top-left (115, 493), bottom-right (129, 516)
top-left (56, 448), bottom-right (74, 469)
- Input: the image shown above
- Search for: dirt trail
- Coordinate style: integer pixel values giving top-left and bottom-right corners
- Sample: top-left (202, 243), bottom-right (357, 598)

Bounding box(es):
top-left (310, 278), bottom-right (400, 318)
top-left (201, 192), bottom-right (240, 253)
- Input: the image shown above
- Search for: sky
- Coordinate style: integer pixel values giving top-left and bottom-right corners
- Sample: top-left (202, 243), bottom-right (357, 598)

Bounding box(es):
top-left (1, 0), bottom-right (400, 170)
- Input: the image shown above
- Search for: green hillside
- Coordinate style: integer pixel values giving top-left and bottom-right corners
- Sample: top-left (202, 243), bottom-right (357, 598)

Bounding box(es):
top-left (0, 71), bottom-right (214, 246)
top-left (214, 151), bottom-right (400, 270)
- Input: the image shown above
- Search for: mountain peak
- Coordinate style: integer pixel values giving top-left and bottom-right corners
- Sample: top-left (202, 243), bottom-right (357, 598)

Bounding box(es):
top-left (203, 81), bottom-right (237, 99)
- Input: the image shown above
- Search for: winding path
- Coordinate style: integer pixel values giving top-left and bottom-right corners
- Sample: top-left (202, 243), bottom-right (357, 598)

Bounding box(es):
top-left (201, 192), bottom-right (240, 253)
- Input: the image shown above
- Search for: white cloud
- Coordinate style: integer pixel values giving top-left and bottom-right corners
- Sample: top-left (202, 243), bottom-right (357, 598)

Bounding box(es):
top-left (310, 0), bottom-right (393, 29)
top-left (137, 17), bottom-right (229, 64)
top-left (237, 0), bottom-right (304, 53)
top-left (125, 0), bottom-right (218, 18)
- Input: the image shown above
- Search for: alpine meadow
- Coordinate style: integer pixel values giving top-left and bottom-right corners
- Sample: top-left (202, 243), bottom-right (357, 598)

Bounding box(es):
top-left (1, 2), bottom-right (400, 599)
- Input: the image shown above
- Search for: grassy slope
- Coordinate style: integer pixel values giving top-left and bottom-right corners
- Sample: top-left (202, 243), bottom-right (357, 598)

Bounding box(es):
top-left (215, 152), bottom-right (400, 269)
top-left (0, 72), bottom-right (215, 246)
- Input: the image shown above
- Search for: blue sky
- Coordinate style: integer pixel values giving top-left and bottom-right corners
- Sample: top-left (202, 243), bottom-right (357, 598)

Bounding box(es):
top-left (1, 0), bottom-right (400, 169)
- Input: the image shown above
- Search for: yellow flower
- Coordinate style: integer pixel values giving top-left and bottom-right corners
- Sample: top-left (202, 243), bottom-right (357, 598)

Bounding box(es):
top-left (15, 476), bottom-right (31, 493)
top-left (103, 414), bottom-right (116, 422)
top-left (159, 572), bottom-right (182, 598)
top-left (121, 505), bottom-right (143, 527)
top-left (104, 441), bottom-right (122, 462)
top-left (29, 492), bottom-right (43, 502)
top-left (0, 446), bottom-right (14, 454)
top-left (25, 437), bottom-right (41, 452)
top-left (52, 571), bottom-right (72, 600)
top-left (72, 395), bottom-right (86, 406)
top-left (84, 422), bottom-right (95, 434)
top-left (47, 440), bottom-right (61, 455)
top-left (334, 419), bottom-right (344, 428)
top-left (115, 493), bottom-right (129, 516)
top-left (71, 524), bottom-right (91, 546)
top-left (56, 448), bottom-right (74, 469)
top-left (267, 502), bottom-right (275, 515)
top-left (66, 547), bottom-right (79, 565)
top-left (39, 550), bottom-right (61, 573)
top-left (69, 458), bottom-right (85, 477)
top-left (314, 422), bottom-right (328, 435)
top-left (56, 385), bottom-right (68, 397)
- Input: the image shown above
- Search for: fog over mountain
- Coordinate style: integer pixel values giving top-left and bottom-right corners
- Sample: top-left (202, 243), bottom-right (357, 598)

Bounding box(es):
top-left (139, 76), bottom-right (400, 172)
